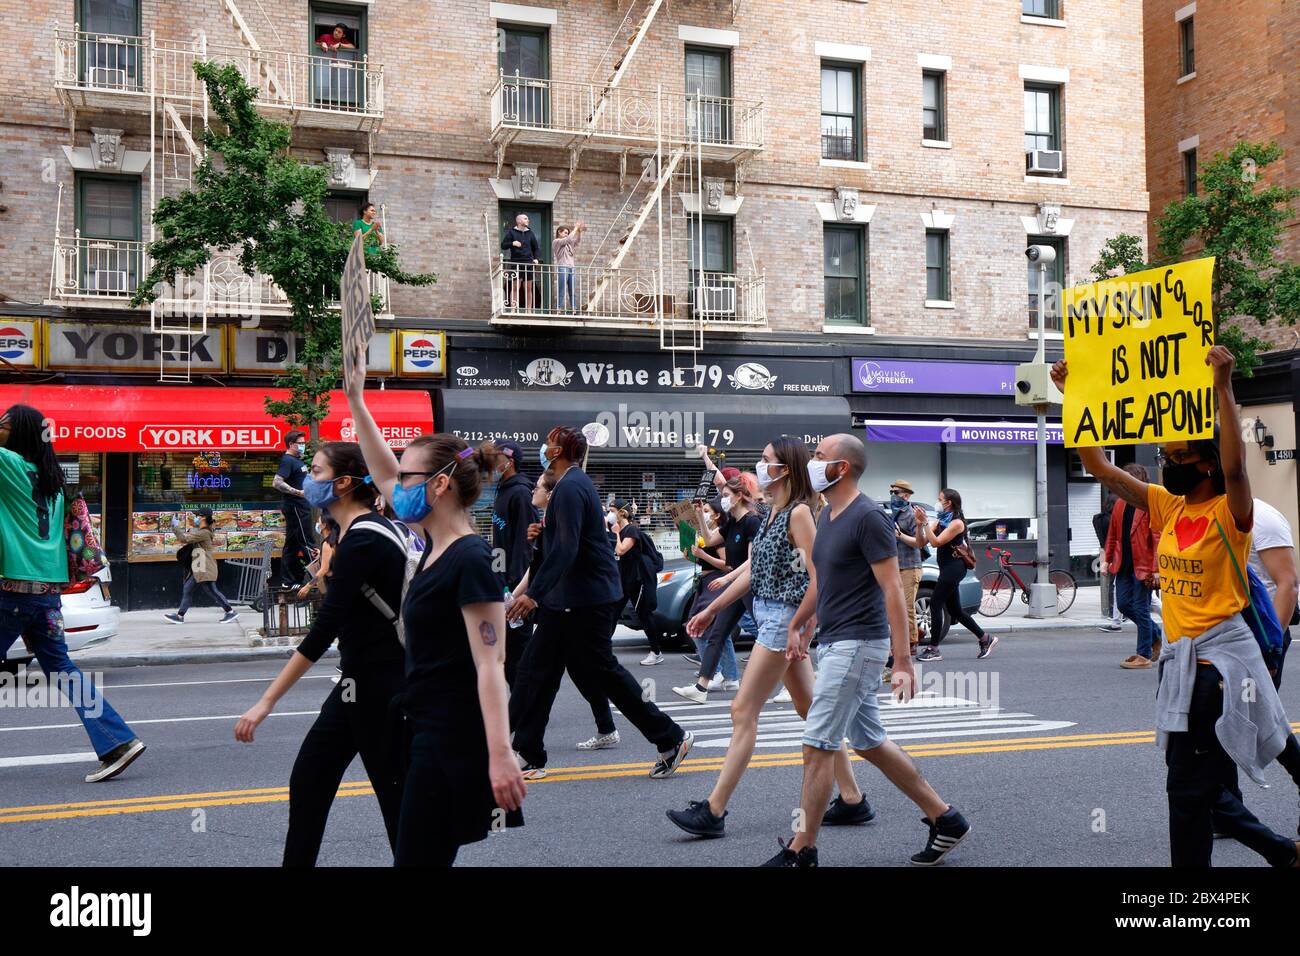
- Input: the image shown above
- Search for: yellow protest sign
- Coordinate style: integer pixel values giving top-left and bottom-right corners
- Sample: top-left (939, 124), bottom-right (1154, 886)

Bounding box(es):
top-left (1062, 256), bottom-right (1216, 448)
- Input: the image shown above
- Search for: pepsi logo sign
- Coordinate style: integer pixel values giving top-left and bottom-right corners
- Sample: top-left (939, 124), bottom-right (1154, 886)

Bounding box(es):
top-left (403, 338), bottom-right (442, 369)
top-left (0, 326), bottom-right (34, 362)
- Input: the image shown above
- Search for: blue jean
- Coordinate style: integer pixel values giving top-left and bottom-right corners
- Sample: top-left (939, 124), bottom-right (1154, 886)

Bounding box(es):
top-left (1116, 571), bottom-right (1160, 658)
top-left (557, 266), bottom-right (575, 310)
top-left (802, 639), bottom-right (891, 751)
top-left (178, 575), bottom-right (232, 615)
top-left (0, 590), bottom-right (137, 758)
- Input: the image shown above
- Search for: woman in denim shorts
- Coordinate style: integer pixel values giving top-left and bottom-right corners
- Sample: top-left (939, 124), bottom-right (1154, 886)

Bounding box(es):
top-left (666, 438), bottom-right (865, 838)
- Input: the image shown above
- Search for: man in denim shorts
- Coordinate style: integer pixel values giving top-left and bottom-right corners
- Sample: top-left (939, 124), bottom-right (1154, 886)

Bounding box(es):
top-left (767, 433), bottom-right (971, 867)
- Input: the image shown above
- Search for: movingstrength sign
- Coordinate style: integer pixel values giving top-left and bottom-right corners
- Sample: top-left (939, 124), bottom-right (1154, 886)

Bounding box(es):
top-left (1062, 257), bottom-right (1216, 448)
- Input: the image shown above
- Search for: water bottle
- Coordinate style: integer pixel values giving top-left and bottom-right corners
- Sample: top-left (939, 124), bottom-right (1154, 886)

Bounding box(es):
top-left (504, 588), bottom-right (525, 629)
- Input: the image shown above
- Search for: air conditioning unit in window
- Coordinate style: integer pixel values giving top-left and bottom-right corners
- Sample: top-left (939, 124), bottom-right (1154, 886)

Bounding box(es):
top-left (1027, 149), bottom-right (1064, 174)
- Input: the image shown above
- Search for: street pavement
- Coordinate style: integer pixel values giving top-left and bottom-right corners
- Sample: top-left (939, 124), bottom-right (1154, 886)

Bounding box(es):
top-left (5, 621), bottom-right (1298, 867)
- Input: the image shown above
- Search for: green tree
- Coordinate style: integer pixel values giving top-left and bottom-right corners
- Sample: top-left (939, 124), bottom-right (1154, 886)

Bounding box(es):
top-left (130, 63), bottom-right (435, 438)
top-left (1091, 141), bottom-right (1300, 375)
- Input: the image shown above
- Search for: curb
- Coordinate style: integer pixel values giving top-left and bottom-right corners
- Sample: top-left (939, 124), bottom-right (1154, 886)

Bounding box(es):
top-left (71, 646), bottom-right (339, 669)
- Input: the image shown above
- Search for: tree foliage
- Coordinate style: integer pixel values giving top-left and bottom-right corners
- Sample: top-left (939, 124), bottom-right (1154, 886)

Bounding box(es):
top-left (131, 62), bottom-right (435, 434)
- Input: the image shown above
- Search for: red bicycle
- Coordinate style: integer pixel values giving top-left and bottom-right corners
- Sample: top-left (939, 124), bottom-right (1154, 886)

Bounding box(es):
top-left (979, 547), bottom-right (1076, 616)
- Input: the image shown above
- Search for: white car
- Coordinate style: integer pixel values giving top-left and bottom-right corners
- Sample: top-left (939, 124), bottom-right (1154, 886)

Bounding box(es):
top-left (0, 567), bottom-right (120, 671)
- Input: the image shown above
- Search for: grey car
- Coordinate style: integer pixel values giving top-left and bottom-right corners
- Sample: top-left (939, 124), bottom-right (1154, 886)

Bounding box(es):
top-left (624, 555), bottom-right (980, 649)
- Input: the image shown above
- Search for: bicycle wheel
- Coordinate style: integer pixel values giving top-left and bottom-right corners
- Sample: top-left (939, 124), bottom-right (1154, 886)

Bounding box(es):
top-left (979, 570), bottom-right (1014, 617)
top-left (1050, 569), bottom-right (1077, 614)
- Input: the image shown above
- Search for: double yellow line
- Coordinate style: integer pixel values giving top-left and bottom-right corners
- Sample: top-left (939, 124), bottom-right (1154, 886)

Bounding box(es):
top-left (0, 727), bottom-right (1163, 824)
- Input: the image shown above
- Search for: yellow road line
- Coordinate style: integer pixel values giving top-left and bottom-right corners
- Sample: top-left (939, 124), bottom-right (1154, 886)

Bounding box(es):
top-left (3, 723), bottom-right (1293, 824)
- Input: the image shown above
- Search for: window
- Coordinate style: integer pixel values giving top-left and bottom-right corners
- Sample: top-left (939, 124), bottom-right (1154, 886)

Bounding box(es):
top-left (310, 3), bottom-right (366, 109)
top-left (325, 191), bottom-right (367, 228)
top-left (947, 444), bottom-right (1036, 532)
top-left (1022, 0), bottom-right (1059, 17)
top-left (925, 229), bottom-right (950, 302)
top-left (820, 62), bottom-right (861, 160)
top-left (922, 70), bottom-right (946, 141)
top-left (79, 0), bottom-right (142, 89)
top-left (1027, 235), bottom-right (1066, 331)
top-left (686, 46), bottom-right (732, 144)
top-left (75, 173), bottom-right (140, 295)
top-left (498, 25), bottom-right (549, 126)
top-left (689, 216), bottom-right (735, 316)
top-left (1024, 83), bottom-right (1062, 174)
top-left (823, 226), bottom-right (868, 325)
top-left (1183, 148), bottom-right (1198, 197)
top-left (1180, 17), bottom-right (1195, 76)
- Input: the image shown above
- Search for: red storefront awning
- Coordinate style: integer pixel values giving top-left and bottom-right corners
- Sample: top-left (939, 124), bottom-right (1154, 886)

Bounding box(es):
top-left (0, 384), bottom-right (433, 452)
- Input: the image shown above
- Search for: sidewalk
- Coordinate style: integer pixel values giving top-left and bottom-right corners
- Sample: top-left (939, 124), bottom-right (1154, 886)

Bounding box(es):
top-left (67, 584), bottom-right (1136, 668)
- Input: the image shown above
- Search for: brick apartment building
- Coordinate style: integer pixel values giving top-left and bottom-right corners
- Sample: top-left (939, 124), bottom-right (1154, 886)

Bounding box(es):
top-left (0, 0), bottom-right (1150, 608)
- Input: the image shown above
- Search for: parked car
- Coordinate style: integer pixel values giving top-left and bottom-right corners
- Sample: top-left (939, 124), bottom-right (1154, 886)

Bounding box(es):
top-left (620, 553), bottom-right (979, 649)
top-left (0, 566), bottom-right (119, 674)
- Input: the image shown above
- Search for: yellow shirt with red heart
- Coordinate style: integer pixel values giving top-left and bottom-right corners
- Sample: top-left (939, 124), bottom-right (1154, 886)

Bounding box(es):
top-left (1146, 484), bottom-right (1251, 643)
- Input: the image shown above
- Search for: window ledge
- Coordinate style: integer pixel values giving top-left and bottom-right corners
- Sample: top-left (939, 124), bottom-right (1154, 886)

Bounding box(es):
top-left (820, 158), bottom-right (870, 170)
top-left (1177, 71), bottom-right (1197, 85)
top-left (1020, 15), bottom-right (1067, 27)
top-left (1025, 175), bottom-right (1070, 185)
top-left (821, 324), bottom-right (875, 334)
top-left (921, 139), bottom-right (952, 149)
top-left (924, 300), bottom-right (955, 310)
top-left (1028, 329), bottom-right (1065, 340)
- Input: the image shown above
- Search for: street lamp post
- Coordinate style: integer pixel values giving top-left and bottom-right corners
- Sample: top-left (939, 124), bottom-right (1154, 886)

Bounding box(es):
top-left (1019, 245), bottom-right (1058, 618)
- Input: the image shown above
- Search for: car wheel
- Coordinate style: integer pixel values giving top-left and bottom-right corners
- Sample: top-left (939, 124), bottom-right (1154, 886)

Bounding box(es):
top-left (915, 584), bottom-right (949, 643)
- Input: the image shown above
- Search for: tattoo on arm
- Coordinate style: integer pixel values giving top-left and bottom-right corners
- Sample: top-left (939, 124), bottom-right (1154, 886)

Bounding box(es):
top-left (479, 621), bottom-right (499, 647)
top-left (1099, 470), bottom-right (1148, 510)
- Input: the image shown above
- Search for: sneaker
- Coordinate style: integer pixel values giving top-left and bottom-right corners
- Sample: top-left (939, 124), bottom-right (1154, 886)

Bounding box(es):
top-left (760, 838), bottom-right (818, 868)
top-left (909, 806), bottom-right (971, 866)
top-left (681, 653), bottom-right (702, 667)
top-left (1120, 655), bottom-right (1153, 669)
top-left (650, 732), bottom-right (693, 779)
top-left (576, 731), bottom-right (620, 751)
top-left (666, 798), bottom-right (726, 838)
top-left (772, 687), bottom-right (792, 703)
top-left (84, 738), bottom-right (146, 783)
top-left (977, 635), bottom-right (998, 660)
top-left (1097, 622), bottom-right (1123, 632)
top-left (916, 646), bottom-right (942, 663)
top-left (162, 613), bottom-right (184, 625)
top-left (822, 794), bottom-right (876, 826)
top-left (721, 679), bottom-right (740, 692)
top-left (707, 672), bottom-right (726, 690)
top-left (640, 651), bottom-right (665, 666)
top-left (220, 610), bottom-right (239, 624)
top-left (514, 752), bottom-right (547, 780)
top-left (672, 683), bottom-right (709, 704)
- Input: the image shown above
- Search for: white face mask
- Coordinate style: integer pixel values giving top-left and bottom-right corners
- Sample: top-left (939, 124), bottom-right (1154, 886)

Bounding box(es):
top-left (754, 461), bottom-right (785, 490)
top-left (807, 459), bottom-right (845, 493)
top-left (719, 495), bottom-right (733, 512)
top-left (606, 511), bottom-right (618, 527)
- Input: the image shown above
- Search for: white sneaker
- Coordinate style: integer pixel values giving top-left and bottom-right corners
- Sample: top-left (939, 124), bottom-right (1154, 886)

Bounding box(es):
top-left (640, 651), bottom-right (665, 666)
top-left (576, 730), bottom-right (620, 751)
top-left (722, 679), bottom-right (740, 691)
top-left (707, 672), bottom-right (725, 690)
top-left (672, 683), bottom-right (709, 704)
top-left (772, 687), bottom-right (792, 703)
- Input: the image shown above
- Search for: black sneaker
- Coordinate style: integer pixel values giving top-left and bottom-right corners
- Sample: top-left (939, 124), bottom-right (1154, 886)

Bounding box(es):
top-left (909, 806), bottom-right (971, 866)
top-left (822, 794), bottom-right (877, 826)
top-left (916, 646), bottom-right (942, 663)
top-left (760, 837), bottom-right (818, 867)
top-left (977, 635), bottom-right (998, 659)
top-left (650, 731), bottom-right (694, 779)
top-left (85, 738), bottom-right (146, 783)
top-left (666, 799), bottom-right (726, 838)
top-left (681, 653), bottom-right (702, 667)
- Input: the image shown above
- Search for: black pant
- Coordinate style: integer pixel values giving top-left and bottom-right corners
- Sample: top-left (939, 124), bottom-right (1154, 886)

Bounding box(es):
top-left (930, 558), bottom-right (984, 647)
top-left (697, 597), bottom-right (746, 682)
top-left (281, 507), bottom-right (312, 587)
top-left (511, 601), bottom-right (682, 768)
top-left (628, 581), bottom-right (664, 654)
top-left (505, 617), bottom-right (532, 690)
top-left (283, 664), bottom-right (405, 867)
top-left (1166, 664), bottom-right (1297, 868)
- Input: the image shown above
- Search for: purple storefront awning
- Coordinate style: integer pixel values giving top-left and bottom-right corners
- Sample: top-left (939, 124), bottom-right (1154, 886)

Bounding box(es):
top-left (863, 419), bottom-right (1064, 444)
top-left (852, 359), bottom-right (1017, 395)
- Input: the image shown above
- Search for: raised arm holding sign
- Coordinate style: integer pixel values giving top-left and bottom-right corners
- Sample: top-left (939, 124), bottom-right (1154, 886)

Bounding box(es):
top-left (1062, 257), bottom-right (1216, 448)
top-left (340, 231), bottom-right (375, 395)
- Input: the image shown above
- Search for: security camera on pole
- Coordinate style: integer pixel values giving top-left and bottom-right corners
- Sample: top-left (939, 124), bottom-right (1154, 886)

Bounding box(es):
top-left (1016, 244), bottom-right (1059, 618)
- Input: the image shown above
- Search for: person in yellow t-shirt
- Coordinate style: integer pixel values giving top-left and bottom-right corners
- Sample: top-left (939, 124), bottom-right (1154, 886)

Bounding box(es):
top-left (1053, 346), bottom-right (1299, 869)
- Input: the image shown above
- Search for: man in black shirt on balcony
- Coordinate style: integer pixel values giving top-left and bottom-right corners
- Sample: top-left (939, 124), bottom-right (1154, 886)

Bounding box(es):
top-left (501, 213), bottom-right (541, 311)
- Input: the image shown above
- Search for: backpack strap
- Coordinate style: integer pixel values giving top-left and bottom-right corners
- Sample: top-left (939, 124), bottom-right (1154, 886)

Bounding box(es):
top-left (350, 517), bottom-right (408, 624)
top-left (1213, 517), bottom-right (1271, 646)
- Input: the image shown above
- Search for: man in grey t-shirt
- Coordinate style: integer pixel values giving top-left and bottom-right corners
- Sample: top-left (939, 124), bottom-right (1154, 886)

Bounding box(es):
top-left (765, 433), bottom-right (970, 869)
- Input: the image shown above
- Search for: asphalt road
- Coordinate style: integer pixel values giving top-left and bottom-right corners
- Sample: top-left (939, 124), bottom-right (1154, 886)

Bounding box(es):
top-left (2, 626), bottom-right (1298, 867)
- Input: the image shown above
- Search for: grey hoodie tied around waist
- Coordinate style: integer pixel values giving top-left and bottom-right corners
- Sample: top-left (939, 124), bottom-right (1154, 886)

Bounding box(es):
top-left (1155, 612), bottom-right (1290, 785)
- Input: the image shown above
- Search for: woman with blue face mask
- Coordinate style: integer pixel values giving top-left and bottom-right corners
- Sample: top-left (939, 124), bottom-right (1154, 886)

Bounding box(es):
top-left (235, 441), bottom-right (409, 866)
top-left (342, 346), bottom-right (526, 866)
top-left (913, 488), bottom-right (993, 662)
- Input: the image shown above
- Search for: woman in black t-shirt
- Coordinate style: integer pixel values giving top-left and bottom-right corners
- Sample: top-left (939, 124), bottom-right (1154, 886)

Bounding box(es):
top-left (610, 498), bottom-right (666, 663)
top-left (235, 442), bottom-right (407, 866)
top-left (344, 351), bottom-right (525, 866)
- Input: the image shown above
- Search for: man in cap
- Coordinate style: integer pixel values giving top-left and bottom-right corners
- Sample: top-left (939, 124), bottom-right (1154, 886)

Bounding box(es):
top-left (887, 480), bottom-right (925, 671)
top-left (491, 439), bottom-right (537, 687)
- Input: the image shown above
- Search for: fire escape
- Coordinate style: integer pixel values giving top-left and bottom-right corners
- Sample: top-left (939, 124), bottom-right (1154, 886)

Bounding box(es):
top-left (486, 0), bottom-right (765, 370)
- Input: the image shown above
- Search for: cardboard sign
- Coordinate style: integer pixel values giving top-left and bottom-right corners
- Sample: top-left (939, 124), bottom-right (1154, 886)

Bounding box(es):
top-left (1062, 257), bottom-right (1216, 448)
top-left (668, 499), bottom-right (699, 529)
top-left (339, 232), bottom-right (375, 394)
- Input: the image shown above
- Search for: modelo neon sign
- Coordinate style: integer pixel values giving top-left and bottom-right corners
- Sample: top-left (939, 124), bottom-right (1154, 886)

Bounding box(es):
top-left (187, 472), bottom-right (232, 489)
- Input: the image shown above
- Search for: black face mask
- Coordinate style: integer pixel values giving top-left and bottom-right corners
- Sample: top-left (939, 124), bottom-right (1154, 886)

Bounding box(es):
top-left (1161, 461), bottom-right (1210, 496)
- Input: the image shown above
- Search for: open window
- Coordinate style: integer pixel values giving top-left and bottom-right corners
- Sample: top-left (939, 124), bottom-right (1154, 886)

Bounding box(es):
top-left (310, 4), bottom-right (366, 109)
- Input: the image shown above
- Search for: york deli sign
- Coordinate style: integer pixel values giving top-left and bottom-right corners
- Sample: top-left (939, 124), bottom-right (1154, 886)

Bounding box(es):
top-left (137, 425), bottom-right (282, 451)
